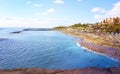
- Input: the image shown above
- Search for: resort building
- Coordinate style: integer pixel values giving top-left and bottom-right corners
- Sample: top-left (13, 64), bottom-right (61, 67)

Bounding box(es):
top-left (102, 17), bottom-right (120, 25)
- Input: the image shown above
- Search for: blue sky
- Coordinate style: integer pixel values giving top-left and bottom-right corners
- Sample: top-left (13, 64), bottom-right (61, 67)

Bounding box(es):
top-left (0, 0), bottom-right (120, 28)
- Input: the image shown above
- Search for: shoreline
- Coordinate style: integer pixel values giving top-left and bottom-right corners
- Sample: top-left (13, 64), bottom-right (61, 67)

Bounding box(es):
top-left (76, 42), bottom-right (119, 62)
top-left (78, 41), bottom-right (120, 62)
top-left (0, 67), bottom-right (120, 74)
top-left (58, 30), bottom-right (120, 62)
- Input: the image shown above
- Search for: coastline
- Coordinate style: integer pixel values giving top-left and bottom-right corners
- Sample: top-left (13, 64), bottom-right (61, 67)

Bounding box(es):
top-left (0, 30), bottom-right (120, 74)
top-left (78, 40), bottom-right (120, 62)
top-left (58, 29), bottom-right (120, 62)
top-left (77, 42), bottom-right (119, 62)
top-left (0, 67), bottom-right (120, 74)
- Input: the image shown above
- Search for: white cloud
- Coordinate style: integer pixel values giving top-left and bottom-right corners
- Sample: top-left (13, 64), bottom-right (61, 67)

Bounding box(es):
top-left (26, 1), bottom-right (42, 8)
top-left (42, 8), bottom-right (55, 15)
top-left (0, 16), bottom-right (54, 28)
top-left (93, 14), bottom-right (105, 20)
top-left (92, 1), bottom-right (120, 21)
top-left (54, 0), bottom-right (64, 4)
top-left (26, 1), bottom-right (31, 4)
top-left (33, 4), bottom-right (42, 7)
top-left (92, 7), bottom-right (106, 13)
top-left (0, 16), bottom-right (81, 28)
top-left (47, 8), bottom-right (55, 13)
top-left (108, 1), bottom-right (120, 17)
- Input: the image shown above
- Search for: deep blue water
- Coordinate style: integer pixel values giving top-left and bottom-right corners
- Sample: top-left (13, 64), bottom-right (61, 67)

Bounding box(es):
top-left (0, 28), bottom-right (120, 70)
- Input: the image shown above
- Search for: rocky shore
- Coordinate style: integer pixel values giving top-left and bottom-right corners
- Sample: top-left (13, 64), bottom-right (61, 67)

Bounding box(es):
top-left (0, 67), bottom-right (120, 74)
top-left (59, 29), bottom-right (120, 62)
top-left (78, 41), bottom-right (120, 61)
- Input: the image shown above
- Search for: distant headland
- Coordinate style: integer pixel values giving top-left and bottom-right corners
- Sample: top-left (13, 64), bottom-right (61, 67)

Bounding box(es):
top-left (11, 28), bottom-right (52, 34)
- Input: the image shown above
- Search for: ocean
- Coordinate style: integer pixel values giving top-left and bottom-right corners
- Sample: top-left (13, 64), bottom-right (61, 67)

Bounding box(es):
top-left (0, 28), bottom-right (120, 70)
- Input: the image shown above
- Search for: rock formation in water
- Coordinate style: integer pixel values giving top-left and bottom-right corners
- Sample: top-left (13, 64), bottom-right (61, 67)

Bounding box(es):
top-left (11, 31), bottom-right (23, 34)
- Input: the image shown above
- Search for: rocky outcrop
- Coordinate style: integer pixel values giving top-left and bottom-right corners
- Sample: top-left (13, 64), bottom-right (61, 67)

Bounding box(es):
top-left (0, 68), bottom-right (120, 74)
top-left (22, 28), bottom-right (51, 31)
top-left (10, 31), bottom-right (23, 34)
top-left (10, 28), bottom-right (51, 34)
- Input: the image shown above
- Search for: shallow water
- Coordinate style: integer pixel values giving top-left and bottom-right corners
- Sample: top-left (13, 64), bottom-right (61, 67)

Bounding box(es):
top-left (0, 28), bottom-right (120, 70)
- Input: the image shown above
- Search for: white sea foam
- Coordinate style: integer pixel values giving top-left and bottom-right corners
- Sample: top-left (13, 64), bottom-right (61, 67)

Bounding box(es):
top-left (77, 42), bottom-right (119, 62)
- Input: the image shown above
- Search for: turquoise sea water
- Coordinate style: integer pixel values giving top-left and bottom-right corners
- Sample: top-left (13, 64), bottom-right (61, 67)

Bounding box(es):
top-left (0, 28), bottom-right (120, 70)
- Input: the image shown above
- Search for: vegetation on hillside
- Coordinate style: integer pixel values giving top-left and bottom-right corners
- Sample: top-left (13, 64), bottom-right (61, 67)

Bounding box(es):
top-left (53, 18), bottom-right (120, 34)
top-left (53, 26), bottom-right (66, 30)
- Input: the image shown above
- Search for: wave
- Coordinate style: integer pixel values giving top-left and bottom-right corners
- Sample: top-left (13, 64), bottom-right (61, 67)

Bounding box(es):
top-left (77, 42), bottom-right (119, 62)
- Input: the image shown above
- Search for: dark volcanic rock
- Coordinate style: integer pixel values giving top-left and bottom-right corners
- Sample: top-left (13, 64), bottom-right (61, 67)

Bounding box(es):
top-left (10, 28), bottom-right (51, 34)
top-left (22, 28), bottom-right (51, 31)
top-left (0, 68), bottom-right (120, 74)
top-left (11, 31), bottom-right (22, 34)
